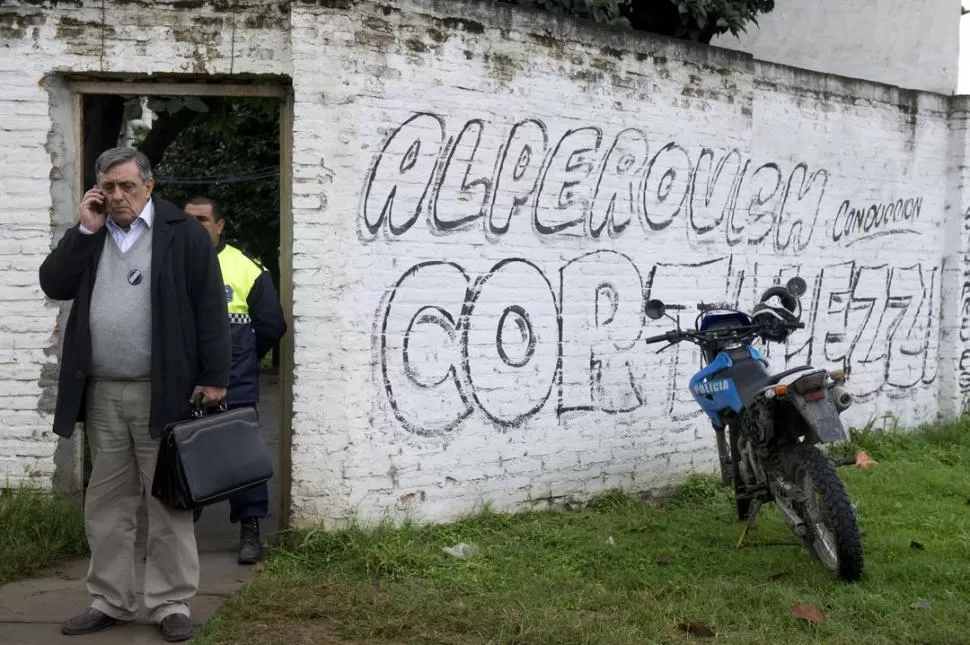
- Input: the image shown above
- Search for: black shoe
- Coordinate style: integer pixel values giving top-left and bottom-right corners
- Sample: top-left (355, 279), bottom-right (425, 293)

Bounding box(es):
top-left (238, 517), bottom-right (263, 564)
top-left (61, 608), bottom-right (125, 635)
top-left (160, 612), bottom-right (195, 642)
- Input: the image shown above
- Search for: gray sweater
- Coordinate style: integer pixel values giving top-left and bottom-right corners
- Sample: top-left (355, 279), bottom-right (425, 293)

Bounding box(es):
top-left (89, 228), bottom-right (153, 380)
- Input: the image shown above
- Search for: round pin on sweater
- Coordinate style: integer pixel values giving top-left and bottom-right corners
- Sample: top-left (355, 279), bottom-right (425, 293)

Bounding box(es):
top-left (127, 269), bottom-right (143, 286)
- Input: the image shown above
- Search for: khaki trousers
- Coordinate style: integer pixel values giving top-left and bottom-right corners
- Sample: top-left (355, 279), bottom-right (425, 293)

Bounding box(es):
top-left (83, 380), bottom-right (198, 623)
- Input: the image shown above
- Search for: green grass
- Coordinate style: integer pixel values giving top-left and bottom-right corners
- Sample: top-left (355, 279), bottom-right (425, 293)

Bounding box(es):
top-left (0, 484), bottom-right (87, 585)
top-left (194, 420), bottom-right (970, 645)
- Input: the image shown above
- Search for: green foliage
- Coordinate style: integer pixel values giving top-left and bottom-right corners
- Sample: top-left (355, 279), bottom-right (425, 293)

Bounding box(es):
top-left (668, 473), bottom-right (727, 506)
top-left (585, 487), bottom-right (644, 511)
top-left (509, 0), bottom-right (632, 27)
top-left (825, 415), bottom-right (970, 468)
top-left (0, 485), bottom-right (87, 584)
top-left (122, 95), bottom-right (212, 125)
top-left (668, 0), bottom-right (776, 39)
top-left (146, 95), bottom-right (210, 116)
top-left (151, 97), bottom-right (281, 277)
top-left (501, 0), bottom-right (775, 43)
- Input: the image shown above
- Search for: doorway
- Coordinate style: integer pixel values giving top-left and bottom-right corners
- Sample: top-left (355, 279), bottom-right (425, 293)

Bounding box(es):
top-left (71, 78), bottom-right (295, 551)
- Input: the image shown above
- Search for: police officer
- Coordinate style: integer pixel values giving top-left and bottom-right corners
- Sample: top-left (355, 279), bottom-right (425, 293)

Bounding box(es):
top-left (183, 196), bottom-right (286, 564)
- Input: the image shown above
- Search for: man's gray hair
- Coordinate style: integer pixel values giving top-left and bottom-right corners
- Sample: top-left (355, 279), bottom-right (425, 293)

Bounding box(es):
top-left (94, 147), bottom-right (154, 183)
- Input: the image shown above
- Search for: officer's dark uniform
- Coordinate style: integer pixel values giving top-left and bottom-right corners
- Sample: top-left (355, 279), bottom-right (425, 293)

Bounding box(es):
top-left (195, 236), bottom-right (286, 563)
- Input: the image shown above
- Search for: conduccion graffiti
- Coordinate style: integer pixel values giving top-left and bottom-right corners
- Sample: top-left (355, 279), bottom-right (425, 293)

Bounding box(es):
top-left (831, 197), bottom-right (922, 246)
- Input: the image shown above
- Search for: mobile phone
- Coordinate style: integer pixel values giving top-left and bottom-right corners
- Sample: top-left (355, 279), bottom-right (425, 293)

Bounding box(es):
top-left (90, 187), bottom-right (105, 214)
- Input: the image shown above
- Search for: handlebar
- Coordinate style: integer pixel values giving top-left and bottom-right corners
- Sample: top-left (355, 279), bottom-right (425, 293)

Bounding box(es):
top-left (643, 320), bottom-right (804, 346)
top-left (696, 301), bottom-right (735, 312)
top-left (644, 330), bottom-right (680, 344)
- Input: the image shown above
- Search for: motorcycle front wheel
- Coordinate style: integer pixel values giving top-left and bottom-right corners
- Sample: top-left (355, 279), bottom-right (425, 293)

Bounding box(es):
top-left (780, 444), bottom-right (864, 582)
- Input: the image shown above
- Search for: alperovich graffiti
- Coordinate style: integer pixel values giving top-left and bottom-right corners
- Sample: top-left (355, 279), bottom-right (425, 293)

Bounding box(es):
top-left (361, 113), bottom-right (829, 252)
top-left (365, 112), bottom-right (937, 436)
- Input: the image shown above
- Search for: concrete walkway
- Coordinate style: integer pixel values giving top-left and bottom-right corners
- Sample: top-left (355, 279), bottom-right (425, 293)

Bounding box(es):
top-left (0, 373), bottom-right (282, 644)
top-left (0, 552), bottom-right (259, 644)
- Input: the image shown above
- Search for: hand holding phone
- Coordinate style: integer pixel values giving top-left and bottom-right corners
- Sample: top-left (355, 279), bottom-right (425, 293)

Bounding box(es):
top-left (79, 186), bottom-right (107, 232)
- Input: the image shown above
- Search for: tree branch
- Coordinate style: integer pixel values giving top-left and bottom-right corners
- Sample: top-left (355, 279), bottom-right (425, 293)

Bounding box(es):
top-left (138, 100), bottom-right (218, 169)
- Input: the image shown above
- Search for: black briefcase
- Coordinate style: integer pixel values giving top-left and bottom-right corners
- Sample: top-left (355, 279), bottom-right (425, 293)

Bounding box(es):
top-left (151, 397), bottom-right (274, 511)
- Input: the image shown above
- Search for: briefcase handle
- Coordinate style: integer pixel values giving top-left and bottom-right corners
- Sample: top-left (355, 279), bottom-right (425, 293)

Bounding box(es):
top-left (190, 391), bottom-right (228, 418)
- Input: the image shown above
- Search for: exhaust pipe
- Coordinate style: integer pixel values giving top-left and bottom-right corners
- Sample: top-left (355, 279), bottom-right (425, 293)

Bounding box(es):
top-left (831, 385), bottom-right (853, 412)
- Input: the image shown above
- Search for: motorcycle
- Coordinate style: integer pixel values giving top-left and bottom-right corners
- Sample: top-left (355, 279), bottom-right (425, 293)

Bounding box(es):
top-left (643, 276), bottom-right (864, 582)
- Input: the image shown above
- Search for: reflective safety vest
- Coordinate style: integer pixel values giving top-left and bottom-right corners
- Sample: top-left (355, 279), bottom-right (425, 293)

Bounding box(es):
top-left (217, 243), bottom-right (266, 406)
top-left (219, 244), bottom-right (265, 325)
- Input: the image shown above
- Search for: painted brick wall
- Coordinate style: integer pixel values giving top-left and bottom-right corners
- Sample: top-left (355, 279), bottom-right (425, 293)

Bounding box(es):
top-left (0, 0), bottom-right (291, 488)
top-left (940, 95), bottom-right (970, 420)
top-left (286, 0), bottom-right (958, 526)
top-left (0, 0), bottom-right (967, 529)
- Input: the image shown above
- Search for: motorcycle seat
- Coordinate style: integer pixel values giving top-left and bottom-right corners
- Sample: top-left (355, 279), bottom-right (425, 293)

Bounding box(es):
top-left (724, 358), bottom-right (817, 408)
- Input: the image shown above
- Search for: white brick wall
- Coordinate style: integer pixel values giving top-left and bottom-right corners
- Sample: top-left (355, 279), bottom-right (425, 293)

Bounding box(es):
top-left (0, 0), bottom-right (967, 527)
top-left (0, 0), bottom-right (291, 488)
top-left (287, 0), bottom-right (960, 526)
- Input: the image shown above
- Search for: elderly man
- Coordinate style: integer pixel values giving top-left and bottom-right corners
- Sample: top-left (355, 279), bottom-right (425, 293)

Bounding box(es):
top-left (39, 147), bottom-right (230, 642)
top-left (183, 196), bottom-right (286, 565)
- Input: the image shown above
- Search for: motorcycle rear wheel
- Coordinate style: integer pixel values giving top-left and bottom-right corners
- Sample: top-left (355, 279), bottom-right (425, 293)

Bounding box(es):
top-left (781, 444), bottom-right (864, 582)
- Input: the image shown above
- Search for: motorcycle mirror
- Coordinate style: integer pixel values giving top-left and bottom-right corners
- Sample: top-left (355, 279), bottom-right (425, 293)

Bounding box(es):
top-left (785, 276), bottom-right (807, 298)
top-left (645, 299), bottom-right (666, 320)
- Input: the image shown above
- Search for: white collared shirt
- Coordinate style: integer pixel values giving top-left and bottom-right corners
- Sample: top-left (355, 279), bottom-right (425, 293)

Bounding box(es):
top-left (80, 199), bottom-right (155, 253)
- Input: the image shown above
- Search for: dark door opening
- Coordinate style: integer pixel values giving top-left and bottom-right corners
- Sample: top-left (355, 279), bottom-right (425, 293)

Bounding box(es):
top-left (77, 85), bottom-right (291, 553)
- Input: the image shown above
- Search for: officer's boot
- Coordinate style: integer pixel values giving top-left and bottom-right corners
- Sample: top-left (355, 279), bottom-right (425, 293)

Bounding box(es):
top-left (238, 517), bottom-right (263, 565)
